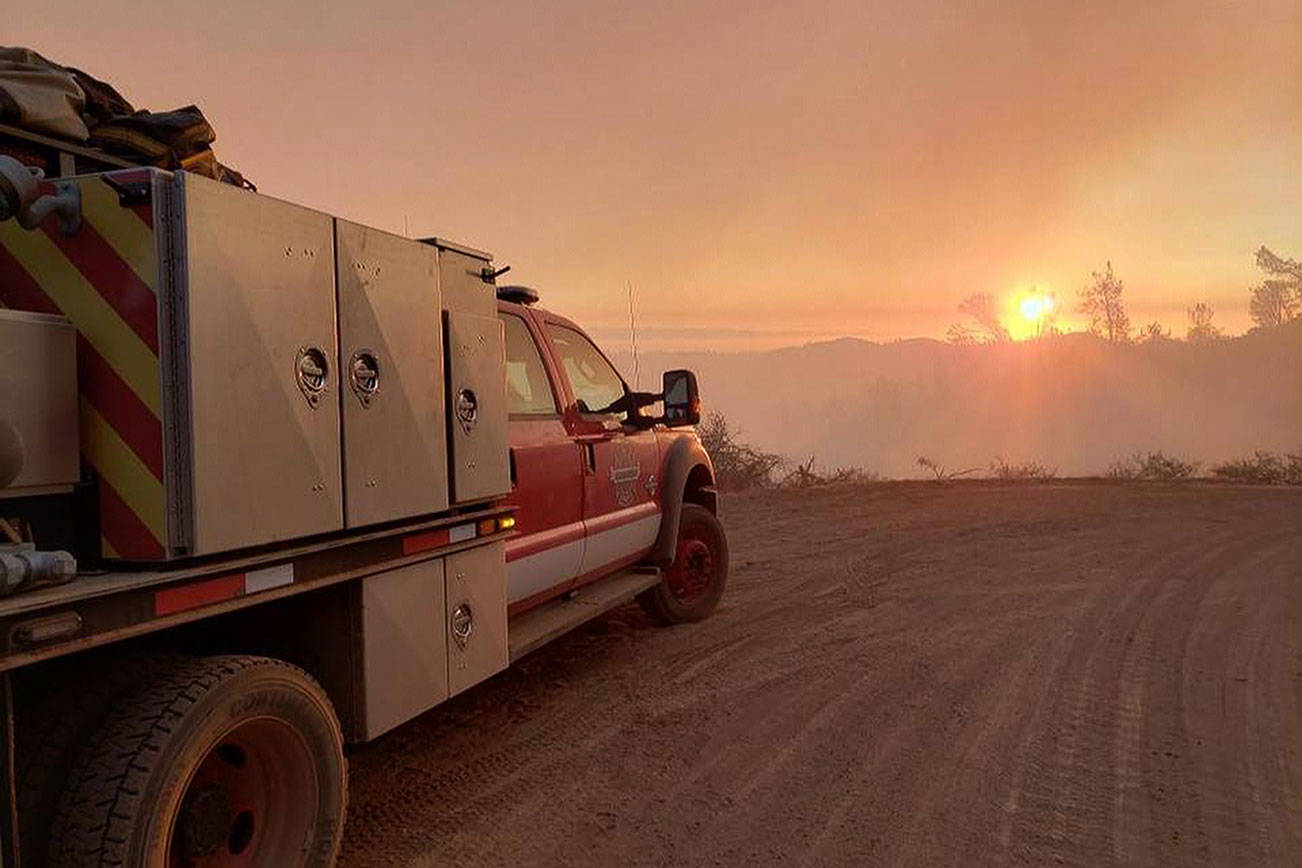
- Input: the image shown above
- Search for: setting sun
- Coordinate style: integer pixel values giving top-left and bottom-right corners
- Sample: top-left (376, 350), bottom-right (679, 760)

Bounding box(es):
top-left (1019, 294), bottom-right (1053, 321)
top-left (1004, 289), bottom-right (1059, 339)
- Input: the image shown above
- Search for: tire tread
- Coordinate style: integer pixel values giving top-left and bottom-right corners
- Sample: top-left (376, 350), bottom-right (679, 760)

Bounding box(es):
top-left (46, 655), bottom-right (336, 868)
top-left (15, 653), bottom-right (183, 868)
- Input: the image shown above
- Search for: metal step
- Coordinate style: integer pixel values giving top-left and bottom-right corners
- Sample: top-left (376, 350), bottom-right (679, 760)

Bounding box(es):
top-left (508, 567), bottom-right (662, 662)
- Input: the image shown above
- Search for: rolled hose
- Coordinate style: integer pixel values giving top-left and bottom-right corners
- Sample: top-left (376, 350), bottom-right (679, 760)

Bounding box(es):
top-left (0, 155), bottom-right (41, 222)
top-left (0, 156), bottom-right (81, 234)
top-left (0, 550), bottom-right (77, 595)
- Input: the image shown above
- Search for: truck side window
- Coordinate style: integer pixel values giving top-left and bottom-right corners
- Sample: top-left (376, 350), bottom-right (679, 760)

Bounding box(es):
top-left (502, 314), bottom-right (558, 415)
top-left (545, 324), bottom-right (626, 417)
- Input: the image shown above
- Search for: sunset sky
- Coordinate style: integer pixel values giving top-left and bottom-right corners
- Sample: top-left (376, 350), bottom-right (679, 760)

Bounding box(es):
top-left (14, 1), bottom-right (1302, 350)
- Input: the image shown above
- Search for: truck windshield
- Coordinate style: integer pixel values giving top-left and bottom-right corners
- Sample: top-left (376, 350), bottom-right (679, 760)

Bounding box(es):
top-left (545, 324), bottom-right (626, 417)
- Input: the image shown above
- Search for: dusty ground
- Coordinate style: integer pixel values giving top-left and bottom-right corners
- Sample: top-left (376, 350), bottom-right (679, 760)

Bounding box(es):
top-left (340, 482), bottom-right (1302, 867)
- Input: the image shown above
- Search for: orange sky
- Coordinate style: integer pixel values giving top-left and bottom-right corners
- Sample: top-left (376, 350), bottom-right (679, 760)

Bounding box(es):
top-left (14, 1), bottom-right (1302, 351)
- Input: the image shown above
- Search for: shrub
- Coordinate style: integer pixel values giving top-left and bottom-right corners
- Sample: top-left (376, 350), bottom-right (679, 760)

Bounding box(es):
top-left (1107, 451), bottom-right (1199, 481)
top-left (1210, 451), bottom-right (1302, 485)
top-left (990, 457), bottom-right (1057, 481)
top-left (698, 414), bottom-right (879, 491)
top-left (1105, 461), bottom-right (1132, 479)
top-left (821, 466), bottom-right (883, 485)
top-left (916, 456), bottom-right (980, 481)
top-left (697, 412), bottom-right (783, 492)
top-left (780, 457), bottom-right (881, 488)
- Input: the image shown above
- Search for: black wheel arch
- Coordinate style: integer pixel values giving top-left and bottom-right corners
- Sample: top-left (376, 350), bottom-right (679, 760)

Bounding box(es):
top-left (650, 435), bottom-right (719, 566)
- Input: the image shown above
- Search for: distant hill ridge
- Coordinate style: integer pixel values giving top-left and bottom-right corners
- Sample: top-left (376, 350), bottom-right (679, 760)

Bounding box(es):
top-left (614, 321), bottom-right (1302, 477)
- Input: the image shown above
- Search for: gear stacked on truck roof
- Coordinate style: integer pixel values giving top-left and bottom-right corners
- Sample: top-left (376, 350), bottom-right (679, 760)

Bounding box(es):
top-left (0, 46), bottom-right (252, 187)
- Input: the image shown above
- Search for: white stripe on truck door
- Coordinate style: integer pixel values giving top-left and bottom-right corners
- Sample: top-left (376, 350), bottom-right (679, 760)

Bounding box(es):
top-left (507, 537), bottom-right (584, 605)
top-left (579, 512), bottom-right (660, 576)
top-left (507, 508), bottom-right (661, 606)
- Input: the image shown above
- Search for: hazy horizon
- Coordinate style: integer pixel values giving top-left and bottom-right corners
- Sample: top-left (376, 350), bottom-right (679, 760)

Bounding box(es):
top-left (589, 307), bottom-right (1270, 354)
top-left (613, 320), bottom-right (1302, 479)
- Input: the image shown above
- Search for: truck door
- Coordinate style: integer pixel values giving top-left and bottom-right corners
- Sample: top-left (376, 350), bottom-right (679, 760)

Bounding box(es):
top-left (542, 321), bottom-right (661, 585)
top-left (499, 309), bottom-right (584, 611)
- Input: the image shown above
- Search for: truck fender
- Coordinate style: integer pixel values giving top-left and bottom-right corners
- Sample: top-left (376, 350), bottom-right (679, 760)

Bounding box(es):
top-left (649, 435), bottom-right (718, 566)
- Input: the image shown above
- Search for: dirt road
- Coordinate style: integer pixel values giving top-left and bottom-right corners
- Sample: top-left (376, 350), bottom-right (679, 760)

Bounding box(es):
top-left (341, 482), bottom-right (1302, 867)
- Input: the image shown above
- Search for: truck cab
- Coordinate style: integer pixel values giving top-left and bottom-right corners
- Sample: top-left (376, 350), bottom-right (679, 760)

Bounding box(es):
top-left (499, 288), bottom-right (727, 625)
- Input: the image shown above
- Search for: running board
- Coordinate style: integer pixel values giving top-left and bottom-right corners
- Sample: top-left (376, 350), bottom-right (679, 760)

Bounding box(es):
top-left (508, 567), bottom-right (662, 662)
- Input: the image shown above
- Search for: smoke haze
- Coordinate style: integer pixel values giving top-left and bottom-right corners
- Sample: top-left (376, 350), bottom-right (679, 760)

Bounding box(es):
top-left (12, 1), bottom-right (1302, 342)
top-left (619, 322), bottom-right (1302, 478)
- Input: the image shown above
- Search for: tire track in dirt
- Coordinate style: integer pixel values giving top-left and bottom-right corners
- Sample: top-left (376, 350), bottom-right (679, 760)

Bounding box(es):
top-left (1000, 536), bottom-right (1212, 865)
top-left (1174, 525), bottom-right (1302, 867)
top-left (1000, 517), bottom-right (1296, 868)
top-left (340, 483), bottom-right (1302, 867)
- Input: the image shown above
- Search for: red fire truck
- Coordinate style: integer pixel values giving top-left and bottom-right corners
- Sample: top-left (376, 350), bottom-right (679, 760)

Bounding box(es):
top-left (0, 153), bottom-right (727, 867)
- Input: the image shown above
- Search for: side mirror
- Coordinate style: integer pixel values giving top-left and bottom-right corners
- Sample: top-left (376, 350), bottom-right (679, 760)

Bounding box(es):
top-left (662, 369), bottom-right (700, 426)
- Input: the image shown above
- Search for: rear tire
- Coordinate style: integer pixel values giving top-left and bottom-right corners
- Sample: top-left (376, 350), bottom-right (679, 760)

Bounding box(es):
top-left (47, 655), bottom-right (346, 868)
top-left (15, 653), bottom-right (181, 867)
top-left (639, 503), bottom-right (729, 623)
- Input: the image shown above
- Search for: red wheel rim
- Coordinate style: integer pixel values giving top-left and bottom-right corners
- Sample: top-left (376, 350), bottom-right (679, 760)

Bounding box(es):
top-left (167, 718), bottom-right (318, 867)
top-left (665, 530), bottom-right (715, 604)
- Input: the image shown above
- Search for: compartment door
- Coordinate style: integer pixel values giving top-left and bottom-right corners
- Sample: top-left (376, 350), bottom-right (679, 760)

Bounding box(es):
top-left (446, 542), bottom-right (508, 696)
top-left (444, 311), bottom-right (510, 503)
top-left (336, 221), bottom-right (448, 527)
top-left (180, 174), bottom-right (343, 554)
top-left (360, 558), bottom-right (449, 740)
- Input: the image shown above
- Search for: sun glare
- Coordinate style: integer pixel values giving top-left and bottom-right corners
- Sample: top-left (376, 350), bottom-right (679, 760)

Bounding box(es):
top-left (1019, 294), bottom-right (1053, 321)
top-left (1006, 289), bottom-right (1058, 340)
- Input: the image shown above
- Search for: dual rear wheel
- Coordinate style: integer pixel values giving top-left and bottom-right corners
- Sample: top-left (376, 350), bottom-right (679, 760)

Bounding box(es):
top-left (42, 655), bottom-right (345, 868)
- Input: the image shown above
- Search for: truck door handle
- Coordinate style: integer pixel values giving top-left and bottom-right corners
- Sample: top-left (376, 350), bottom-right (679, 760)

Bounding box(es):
top-left (583, 442), bottom-right (596, 472)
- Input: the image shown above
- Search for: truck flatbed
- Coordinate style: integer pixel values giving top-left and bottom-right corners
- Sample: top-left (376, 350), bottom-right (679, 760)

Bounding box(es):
top-left (0, 504), bottom-right (513, 672)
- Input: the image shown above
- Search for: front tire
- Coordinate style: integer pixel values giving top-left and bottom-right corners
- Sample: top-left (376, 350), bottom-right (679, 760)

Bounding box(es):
top-left (639, 503), bottom-right (729, 623)
top-left (48, 655), bottom-right (346, 868)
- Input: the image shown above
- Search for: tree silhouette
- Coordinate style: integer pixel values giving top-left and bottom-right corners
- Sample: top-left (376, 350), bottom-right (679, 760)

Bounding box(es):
top-left (1136, 321), bottom-right (1170, 343)
top-left (1186, 302), bottom-right (1221, 341)
top-left (954, 292), bottom-right (1009, 343)
top-left (1250, 281), bottom-right (1299, 327)
top-left (1248, 246), bottom-right (1300, 328)
top-left (1078, 261), bottom-right (1131, 342)
top-left (945, 323), bottom-right (977, 345)
top-left (1255, 246), bottom-right (1302, 280)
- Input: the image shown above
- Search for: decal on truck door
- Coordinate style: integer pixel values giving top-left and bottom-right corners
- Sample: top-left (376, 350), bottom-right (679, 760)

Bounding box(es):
top-left (610, 440), bottom-right (641, 507)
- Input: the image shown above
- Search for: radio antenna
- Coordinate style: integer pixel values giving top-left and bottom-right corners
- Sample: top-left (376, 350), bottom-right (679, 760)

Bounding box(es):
top-left (627, 281), bottom-right (641, 390)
